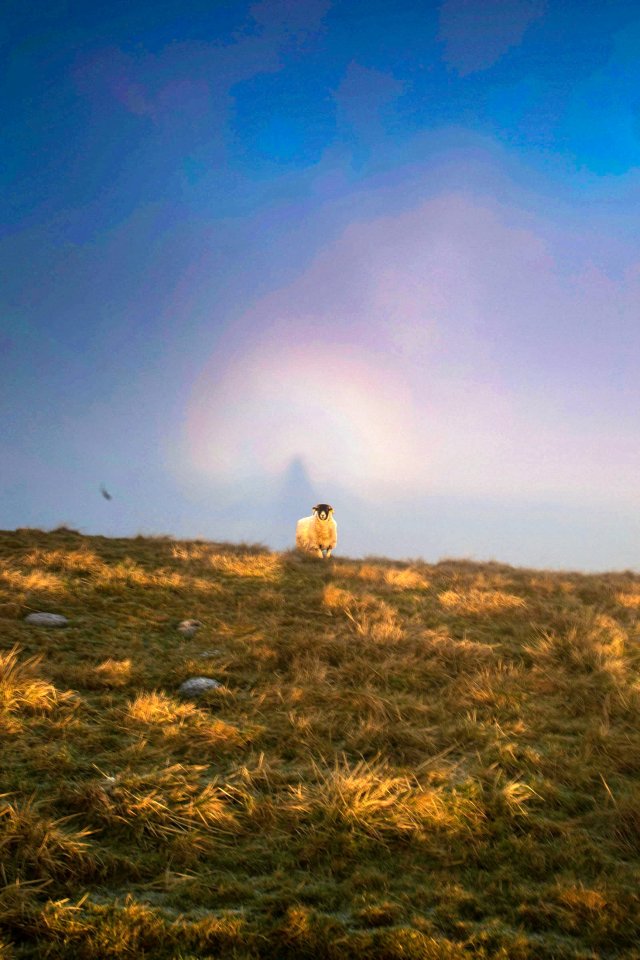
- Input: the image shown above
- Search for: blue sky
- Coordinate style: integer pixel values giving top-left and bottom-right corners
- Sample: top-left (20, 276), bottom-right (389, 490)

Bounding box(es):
top-left (3, 0), bottom-right (640, 569)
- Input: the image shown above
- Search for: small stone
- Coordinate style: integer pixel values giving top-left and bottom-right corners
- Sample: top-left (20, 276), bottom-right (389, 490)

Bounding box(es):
top-left (198, 649), bottom-right (222, 659)
top-left (25, 612), bottom-right (69, 627)
top-left (178, 677), bottom-right (222, 699)
top-left (177, 619), bottom-right (203, 637)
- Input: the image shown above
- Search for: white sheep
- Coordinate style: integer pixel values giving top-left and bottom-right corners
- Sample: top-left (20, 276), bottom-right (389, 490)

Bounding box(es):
top-left (296, 503), bottom-right (337, 559)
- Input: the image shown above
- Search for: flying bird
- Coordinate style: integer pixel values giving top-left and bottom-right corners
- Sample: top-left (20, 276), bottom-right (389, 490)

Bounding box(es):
top-left (100, 485), bottom-right (112, 500)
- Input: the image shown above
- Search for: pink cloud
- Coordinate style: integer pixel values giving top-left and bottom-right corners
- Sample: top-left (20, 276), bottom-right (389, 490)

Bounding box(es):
top-left (183, 189), bottom-right (640, 505)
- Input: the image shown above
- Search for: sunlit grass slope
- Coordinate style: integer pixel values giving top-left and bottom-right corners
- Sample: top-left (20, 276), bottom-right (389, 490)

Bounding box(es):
top-left (1, 527), bottom-right (640, 959)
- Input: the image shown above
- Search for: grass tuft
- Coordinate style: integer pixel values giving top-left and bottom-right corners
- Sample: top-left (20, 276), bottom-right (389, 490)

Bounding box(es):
top-left (0, 646), bottom-right (71, 721)
top-left (0, 796), bottom-right (100, 885)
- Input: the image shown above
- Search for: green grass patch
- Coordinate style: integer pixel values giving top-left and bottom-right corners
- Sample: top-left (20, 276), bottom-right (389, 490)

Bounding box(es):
top-left (1, 527), bottom-right (640, 957)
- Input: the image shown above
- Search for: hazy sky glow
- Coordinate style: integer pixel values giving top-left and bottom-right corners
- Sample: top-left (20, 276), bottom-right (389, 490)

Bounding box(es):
top-left (3, 0), bottom-right (640, 569)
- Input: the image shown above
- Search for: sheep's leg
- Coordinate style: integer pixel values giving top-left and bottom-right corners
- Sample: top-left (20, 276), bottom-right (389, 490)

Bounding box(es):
top-left (325, 548), bottom-right (332, 558)
top-left (315, 546), bottom-right (324, 558)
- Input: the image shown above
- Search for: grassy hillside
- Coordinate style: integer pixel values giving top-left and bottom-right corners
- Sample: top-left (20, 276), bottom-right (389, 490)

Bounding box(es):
top-left (1, 527), bottom-right (640, 959)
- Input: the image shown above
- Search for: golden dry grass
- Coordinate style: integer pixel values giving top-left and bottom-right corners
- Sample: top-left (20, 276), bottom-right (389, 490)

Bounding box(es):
top-left (438, 588), bottom-right (526, 614)
top-left (1, 527), bottom-right (640, 958)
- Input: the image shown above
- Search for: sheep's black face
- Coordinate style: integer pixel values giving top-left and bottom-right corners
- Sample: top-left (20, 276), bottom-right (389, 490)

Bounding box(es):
top-left (313, 503), bottom-right (333, 520)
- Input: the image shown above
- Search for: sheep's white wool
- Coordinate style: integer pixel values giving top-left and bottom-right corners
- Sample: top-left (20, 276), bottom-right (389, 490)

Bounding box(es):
top-left (296, 510), bottom-right (338, 559)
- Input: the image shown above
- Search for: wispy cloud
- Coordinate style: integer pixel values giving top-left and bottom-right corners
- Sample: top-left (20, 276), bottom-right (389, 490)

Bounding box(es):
top-left (438, 0), bottom-right (545, 75)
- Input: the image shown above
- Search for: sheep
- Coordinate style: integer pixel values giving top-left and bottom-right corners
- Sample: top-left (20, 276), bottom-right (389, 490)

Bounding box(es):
top-left (296, 503), bottom-right (337, 559)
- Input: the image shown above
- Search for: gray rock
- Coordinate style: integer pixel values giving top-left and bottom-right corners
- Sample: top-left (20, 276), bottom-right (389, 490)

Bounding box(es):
top-left (198, 649), bottom-right (222, 659)
top-left (177, 619), bottom-right (203, 638)
top-left (25, 612), bottom-right (69, 627)
top-left (178, 677), bottom-right (222, 699)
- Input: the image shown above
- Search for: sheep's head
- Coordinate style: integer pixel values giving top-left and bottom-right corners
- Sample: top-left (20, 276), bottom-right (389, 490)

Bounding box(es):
top-left (312, 503), bottom-right (334, 520)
